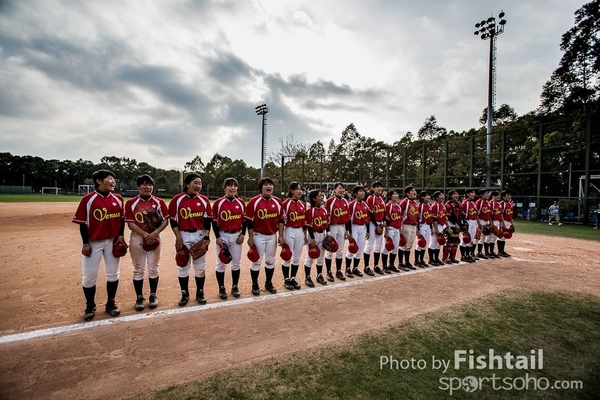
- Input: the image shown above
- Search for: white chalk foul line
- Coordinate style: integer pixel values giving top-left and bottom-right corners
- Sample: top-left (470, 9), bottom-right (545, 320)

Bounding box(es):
top-left (3, 257), bottom-right (542, 345)
top-left (511, 257), bottom-right (557, 264)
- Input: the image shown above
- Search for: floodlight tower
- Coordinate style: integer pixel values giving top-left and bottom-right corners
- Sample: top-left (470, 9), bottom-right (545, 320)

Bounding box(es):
top-left (474, 11), bottom-right (507, 188)
top-left (255, 103), bottom-right (269, 179)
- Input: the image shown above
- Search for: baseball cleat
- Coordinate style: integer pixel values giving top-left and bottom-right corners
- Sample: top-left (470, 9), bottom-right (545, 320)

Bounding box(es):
top-left (316, 274), bottom-right (327, 285)
top-left (326, 272), bottom-right (335, 282)
top-left (373, 266), bottom-right (384, 275)
top-left (265, 282), bottom-right (277, 294)
top-left (218, 286), bottom-right (228, 300)
top-left (558, 223), bottom-right (563, 226)
top-left (388, 265), bottom-right (400, 273)
top-left (196, 290), bottom-right (207, 305)
top-left (178, 290), bottom-right (189, 306)
top-left (305, 277), bottom-right (315, 288)
top-left (345, 268), bottom-right (354, 278)
top-left (383, 266), bottom-right (392, 274)
top-left (84, 305), bottom-right (96, 321)
top-left (284, 278), bottom-right (295, 290)
top-left (399, 265), bottom-right (410, 272)
top-left (291, 278), bottom-right (301, 290)
top-left (405, 263), bottom-right (416, 270)
top-left (477, 253), bottom-right (488, 259)
top-left (335, 270), bottom-right (346, 280)
top-left (105, 301), bottom-right (121, 317)
top-left (251, 284), bottom-right (260, 296)
top-left (364, 267), bottom-right (375, 276)
top-left (148, 293), bottom-right (158, 309)
top-left (231, 285), bottom-right (241, 298)
top-left (499, 251), bottom-right (511, 257)
top-left (135, 295), bottom-right (145, 311)
top-left (352, 267), bottom-right (363, 277)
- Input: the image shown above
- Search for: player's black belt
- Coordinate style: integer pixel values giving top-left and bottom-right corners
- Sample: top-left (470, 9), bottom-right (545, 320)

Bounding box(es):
top-left (314, 229), bottom-right (325, 233)
top-left (353, 223), bottom-right (366, 226)
top-left (404, 223), bottom-right (417, 226)
top-left (182, 229), bottom-right (198, 232)
top-left (222, 230), bottom-right (241, 234)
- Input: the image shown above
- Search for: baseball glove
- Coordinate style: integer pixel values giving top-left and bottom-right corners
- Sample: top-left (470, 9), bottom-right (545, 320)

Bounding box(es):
top-left (190, 238), bottom-right (209, 260)
top-left (481, 225), bottom-right (491, 236)
top-left (445, 225), bottom-right (453, 236)
top-left (509, 224), bottom-right (515, 233)
top-left (460, 224), bottom-right (469, 233)
top-left (475, 227), bottom-right (482, 240)
top-left (143, 210), bottom-right (163, 232)
top-left (322, 235), bottom-right (336, 252)
top-left (375, 225), bottom-right (383, 236)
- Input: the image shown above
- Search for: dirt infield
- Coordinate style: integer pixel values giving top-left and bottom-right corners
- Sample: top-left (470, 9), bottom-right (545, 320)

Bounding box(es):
top-left (0, 202), bottom-right (599, 399)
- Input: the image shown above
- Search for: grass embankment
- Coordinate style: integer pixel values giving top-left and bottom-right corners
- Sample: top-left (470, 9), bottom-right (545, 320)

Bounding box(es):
top-left (132, 290), bottom-right (600, 399)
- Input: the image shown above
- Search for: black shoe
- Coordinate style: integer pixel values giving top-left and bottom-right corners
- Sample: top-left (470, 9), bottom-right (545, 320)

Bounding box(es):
top-left (105, 301), bottom-right (121, 317)
top-left (469, 255), bottom-right (478, 262)
top-left (196, 290), bottom-right (207, 305)
top-left (252, 284), bottom-right (260, 296)
top-left (499, 251), bottom-right (511, 258)
top-left (265, 282), bottom-right (277, 294)
top-left (284, 278), bottom-right (295, 290)
top-left (374, 266), bottom-right (384, 275)
top-left (489, 252), bottom-right (500, 259)
top-left (345, 268), bottom-right (354, 278)
top-left (364, 267), bottom-right (375, 276)
top-left (305, 277), bottom-right (315, 287)
top-left (477, 253), bottom-right (489, 259)
top-left (428, 260), bottom-right (441, 266)
top-left (352, 267), bottom-right (363, 277)
top-left (383, 266), bottom-right (392, 274)
top-left (405, 263), bottom-right (416, 270)
top-left (326, 272), bottom-right (335, 282)
top-left (135, 295), bottom-right (145, 311)
top-left (316, 274), bottom-right (327, 285)
top-left (219, 286), bottom-right (228, 300)
top-left (231, 285), bottom-right (241, 298)
top-left (418, 261), bottom-right (429, 268)
top-left (291, 278), bottom-right (301, 290)
top-left (336, 270), bottom-right (346, 280)
top-left (84, 305), bottom-right (96, 321)
top-left (178, 290), bottom-right (189, 306)
top-left (388, 265), bottom-right (400, 273)
top-left (149, 293), bottom-right (158, 309)
top-left (399, 265), bottom-right (410, 272)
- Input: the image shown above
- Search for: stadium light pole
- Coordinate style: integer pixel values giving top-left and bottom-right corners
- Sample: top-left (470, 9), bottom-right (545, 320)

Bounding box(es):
top-left (474, 11), bottom-right (507, 188)
top-left (255, 103), bottom-right (269, 179)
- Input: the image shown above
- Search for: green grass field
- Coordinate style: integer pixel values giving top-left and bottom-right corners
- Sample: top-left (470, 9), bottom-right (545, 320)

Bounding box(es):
top-left (131, 290), bottom-right (600, 399)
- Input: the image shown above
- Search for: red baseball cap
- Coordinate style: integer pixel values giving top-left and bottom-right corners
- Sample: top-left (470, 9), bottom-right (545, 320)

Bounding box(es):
top-left (417, 236), bottom-right (427, 248)
top-left (502, 231), bottom-right (512, 239)
top-left (462, 232), bottom-right (471, 244)
top-left (308, 243), bottom-right (320, 259)
top-left (280, 243), bottom-right (292, 261)
top-left (437, 234), bottom-right (446, 245)
top-left (142, 237), bottom-right (160, 252)
top-left (112, 238), bottom-right (128, 258)
top-left (247, 244), bottom-right (260, 262)
top-left (385, 236), bottom-right (394, 251)
top-left (175, 245), bottom-right (190, 266)
top-left (219, 241), bottom-right (233, 264)
top-left (327, 237), bottom-right (339, 253)
top-left (399, 234), bottom-right (407, 247)
top-left (348, 238), bottom-right (359, 254)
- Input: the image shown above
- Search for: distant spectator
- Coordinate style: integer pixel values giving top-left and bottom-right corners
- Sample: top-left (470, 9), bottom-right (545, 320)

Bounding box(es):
top-left (548, 201), bottom-right (562, 226)
top-left (594, 202), bottom-right (600, 229)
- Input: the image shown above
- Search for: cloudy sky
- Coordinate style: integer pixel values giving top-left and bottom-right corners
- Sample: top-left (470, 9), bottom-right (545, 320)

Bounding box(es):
top-left (0, 0), bottom-right (585, 170)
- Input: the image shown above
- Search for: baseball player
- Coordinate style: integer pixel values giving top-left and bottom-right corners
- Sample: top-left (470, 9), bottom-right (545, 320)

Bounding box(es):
top-left (324, 182), bottom-right (351, 282)
top-left (497, 190), bottom-right (514, 257)
top-left (245, 177), bottom-right (284, 296)
top-left (282, 182), bottom-right (307, 290)
top-left (304, 189), bottom-right (329, 286)
top-left (212, 177), bottom-right (246, 300)
top-left (428, 191), bottom-right (446, 266)
top-left (169, 173), bottom-right (214, 306)
top-left (364, 181), bottom-right (386, 275)
top-left (124, 174), bottom-right (169, 311)
top-left (382, 189), bottom-right (402, 273)
top-left (399, 186), bottom-right (419, 269)
top-left (415, 190), bottom-right (433, 267)
top-left (489, 190), bottom-right (503, 258)
top-left (444, 190), bottom-right (462, 264)
top-left (475, 189), bottom-right (492, 259)
top-left (346, 185), bottom-right (371, 277)
top-left (72, 169), bottom-right (126, 321)
top-left (548, 201), bottom-right (563, 226)
top-left (459, 189), bottom-right (478, 263)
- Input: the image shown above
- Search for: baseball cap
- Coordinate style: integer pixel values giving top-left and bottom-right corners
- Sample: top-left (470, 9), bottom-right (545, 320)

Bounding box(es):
top-left (385, 236), bottom-right (395, 251)
top-left (247, 244), bottom-right (260, 262)
top-left (399, 234), bottom-right (407, 247)
top-left (175, 246), bottom-right (190, 266)
top-left (219, 242), bottom-right (233, 264)
top-left (437, 234), bottom-right (446, 245)
top-left (462, 232), bottom-right (471, 244)
top-left (308, 243), bottom-right (320, 259)
top-left (112, 238), bottom-right (128, 258)
top-left (348, 238), bottom-right (359, 254)
top-left (142, 236), bottom-right (160, 252)
top-left (417, 236), bottom-right (427, 248)
top-left (280, 243), bottom-right (292, 261)
top-left (502, 230), bottom-right (512, 239)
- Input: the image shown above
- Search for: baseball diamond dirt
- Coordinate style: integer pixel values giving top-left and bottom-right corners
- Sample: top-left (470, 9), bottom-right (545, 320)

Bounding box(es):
top-left (0, 202), bottom-right (599, 399)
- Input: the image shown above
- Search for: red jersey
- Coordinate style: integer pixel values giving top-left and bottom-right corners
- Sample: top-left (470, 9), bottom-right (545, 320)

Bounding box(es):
top-left (305, 205), bottom-right (329, 232)
top-left (491, 201), bottom-right (503, 221)
top-left (213, 196), bottom-right (245, 232)
top-left (399, 198), bottom-right (419, 225)
top-left (461, 199), bottom-right (478, 220)
top-left (245, 195), bottom-right (284, 235)
top-left (326, 195), bottom-right (350, 225)
top-left (283, 198), bottom-right (306, 228)
top-left (419, 202), bottom-right (434, 224)
top-left (385, 202), bottom-right (402, 229)
top-left (169, 192), bottom-right (213, 231)
top-left (476, 199), bottom-right (492, 222)
top-left (349, 200), bottom-right (371, 225)
top-left (446, 201), bottom-right (461, 225)
top-left (366, 194), bottom-right (385, 222)
top-left (125, 195), bottom-right (169, 232)
top-left (501, 201), bottom-right (514, 222)
top-left (431, 202), bottom-right (447, 225)
top-left (73, 191), bottom-right (125, 241)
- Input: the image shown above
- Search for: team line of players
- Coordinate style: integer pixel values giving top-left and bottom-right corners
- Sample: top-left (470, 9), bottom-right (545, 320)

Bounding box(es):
top-left (73, 170), bottom-right (515, 321)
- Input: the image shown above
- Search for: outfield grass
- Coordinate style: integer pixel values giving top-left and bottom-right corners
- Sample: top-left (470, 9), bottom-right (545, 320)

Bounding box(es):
top-left (0, 194), bottom-right (83, 202)
top-left (132, 290), bottom-right (600, 399)
top-left (513, 220), bottom-right (599, 241)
